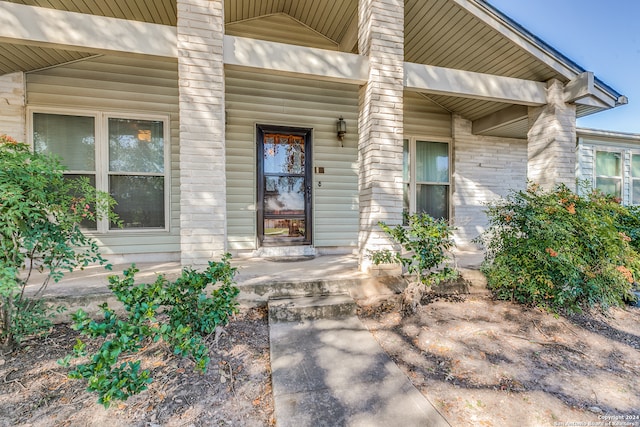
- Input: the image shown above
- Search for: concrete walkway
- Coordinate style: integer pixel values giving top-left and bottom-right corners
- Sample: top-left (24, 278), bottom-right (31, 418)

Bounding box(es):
top-left (269, 312), bottom-right (450, 427)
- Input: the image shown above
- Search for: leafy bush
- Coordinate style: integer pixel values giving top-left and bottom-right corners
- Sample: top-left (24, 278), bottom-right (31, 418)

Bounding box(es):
top-left (478, 183), bottom-right (640, 312)
top-left (61, 255), bottom-right (239, 407)
top-left (370, 212), bottom-right (458, 285)
top-left (0, 134), bottom-right (118, 350)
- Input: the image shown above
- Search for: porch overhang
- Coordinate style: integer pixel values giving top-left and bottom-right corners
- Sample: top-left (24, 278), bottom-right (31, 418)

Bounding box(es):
top-left (0, 1), bottom-right (177, 59)
top-left (0, 0), bottom-right (627, 139)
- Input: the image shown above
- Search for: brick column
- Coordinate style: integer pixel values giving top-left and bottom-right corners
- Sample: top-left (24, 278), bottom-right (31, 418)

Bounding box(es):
top-left (527, 79), bottom-right (577, 191)
top-left (0, 72), bottom-right (26, 142)
top-left (357, 0), bottom-right (405, 273)
top-left (177, 0), bottom-right (227, 267)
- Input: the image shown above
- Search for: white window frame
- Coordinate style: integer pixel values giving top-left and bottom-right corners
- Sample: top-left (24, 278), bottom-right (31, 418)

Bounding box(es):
top-left (27, 106), bottom-right (171, 234)
top-left (403, 136), bottom-right (452, 220)
top-left (593, 147), bottom-right (624, 201)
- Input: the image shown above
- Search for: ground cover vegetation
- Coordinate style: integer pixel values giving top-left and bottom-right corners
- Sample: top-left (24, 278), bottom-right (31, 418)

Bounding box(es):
top-left (60, 257), bottom-right (239, 407)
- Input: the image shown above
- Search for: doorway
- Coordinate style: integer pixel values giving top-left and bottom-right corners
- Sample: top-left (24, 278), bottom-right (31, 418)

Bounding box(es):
top-left (256, 125), bottom-right (312, 246)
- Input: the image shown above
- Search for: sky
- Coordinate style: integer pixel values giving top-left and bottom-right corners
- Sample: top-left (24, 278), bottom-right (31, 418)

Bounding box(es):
top-left (486, 0), bottom-right (640, 134)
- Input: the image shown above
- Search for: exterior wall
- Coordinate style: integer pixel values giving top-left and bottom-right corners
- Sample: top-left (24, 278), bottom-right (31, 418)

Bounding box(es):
top-left (0, 72), bottom-right (25, 141)
top-left (452, 115), bottom-right (528, 247)
top-left (527, 79), bottom-right (577, 190)
top-left (577, 133), bottom-right (640, 205)
top-left (404, 92), bottom-right (451, 138)
top-left (26, 55), bottom-right (181, 262)
top-left (225, 69), bottom-right (360, 252)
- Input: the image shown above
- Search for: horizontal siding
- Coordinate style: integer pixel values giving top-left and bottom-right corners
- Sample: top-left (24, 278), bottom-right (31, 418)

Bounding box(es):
top-left (226, 72), bottom-right (453, 251)
top-left (404, 91), bottom-right (452, 138)
top-left (225, 69), bottom-right (359, 250)
top-left (226, 13), bottom-right (339, 50)
top-left (26, 55), bottom-right (180, 260)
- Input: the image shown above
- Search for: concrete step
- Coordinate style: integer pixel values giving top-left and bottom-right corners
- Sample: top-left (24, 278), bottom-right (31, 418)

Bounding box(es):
top-left (268, 294), bottom-right (357, 323)
top-left (238, 276), bottom-right (406, 306)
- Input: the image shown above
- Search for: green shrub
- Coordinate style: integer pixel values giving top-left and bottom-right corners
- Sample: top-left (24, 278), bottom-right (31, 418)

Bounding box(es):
top-left (0, 134), bottom-right (118, 350)
top-left (61, 255), bottom-right (239, 407)
top-left (370, 212), bottom-right (458, 285)
top-left (478, 183), bottom-right (639, 312)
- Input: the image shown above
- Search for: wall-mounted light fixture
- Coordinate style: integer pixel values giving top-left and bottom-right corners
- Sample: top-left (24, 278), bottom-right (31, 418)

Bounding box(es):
top-left (336, 116), bottom-right (347, 147)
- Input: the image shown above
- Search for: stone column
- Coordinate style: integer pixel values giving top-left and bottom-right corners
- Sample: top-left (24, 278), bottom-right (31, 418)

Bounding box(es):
top-left (177, 0), bottom-right (227, 267)
top-left (357, 0), bottom-right (405, 273)
top-left (527, 79), bottom-right (577, 191)
top-left (0, 72), bottom-right (26, 142)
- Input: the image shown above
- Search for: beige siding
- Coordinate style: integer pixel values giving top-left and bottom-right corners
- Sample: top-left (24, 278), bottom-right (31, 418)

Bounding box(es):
top-left (226, 75), bottom-right (454, 251)
top-left (225, 69), bottom-right (359, 250)
top-left (404, 91), bottom-right (452, 138)
top-left (226, 13), bottom-right (339, 50)
top-left (26, 55), bottom-right (180, 260)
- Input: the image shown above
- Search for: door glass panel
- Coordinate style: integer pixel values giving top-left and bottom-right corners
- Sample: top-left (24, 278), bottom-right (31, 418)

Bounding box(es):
top-left (264, 219), bottom-right (305, 238)
top-left (264, 176), bottom-right (305, 215)
top-left (259, 130), bottom-right (310, 246)
top-left (264, 134), bottom-right (305, 174)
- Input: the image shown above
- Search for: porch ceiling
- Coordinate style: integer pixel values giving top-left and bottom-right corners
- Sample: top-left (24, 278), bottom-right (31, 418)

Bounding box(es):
top-left (0, 0), bottom-right (622, 138)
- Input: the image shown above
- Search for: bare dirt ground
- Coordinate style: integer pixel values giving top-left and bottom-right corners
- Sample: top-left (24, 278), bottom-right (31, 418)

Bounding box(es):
top-left (359, 294), bottom-right (640, 427)
top-left (0, 307), bottom-right (274, 427)
top-left (1, 295), bottom-right (639, 427)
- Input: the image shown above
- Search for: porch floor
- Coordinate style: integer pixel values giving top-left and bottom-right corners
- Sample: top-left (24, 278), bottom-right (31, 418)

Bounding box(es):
top-left (25, 249), bottom-right (485, 302)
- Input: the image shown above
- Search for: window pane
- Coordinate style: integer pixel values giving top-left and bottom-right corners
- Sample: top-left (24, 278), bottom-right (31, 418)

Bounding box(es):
top-left (109, 118), bottom-right (164, 173)
top-left (633, 179), bottom-right (640, 204)
top-left (403, 139), bottom-right (409, 182)
top-left (596, 177), bottom-right (622, 198)
top-left (416, 184), bottom-right (449, 220)
top-left (416, 141), bottom-right (448, 183)
top-left (109, 176), bottom-right (165, 229)
top-left (33, 113), bottom-right (95, 171)
top-left (633, 154), bottom-right (640, 178)
top-left (595, 151), bottom-right (621, 177)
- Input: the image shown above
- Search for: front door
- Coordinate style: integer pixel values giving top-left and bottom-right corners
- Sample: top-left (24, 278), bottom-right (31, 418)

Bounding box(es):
top-left (257, 125), bottom-right (312, 246)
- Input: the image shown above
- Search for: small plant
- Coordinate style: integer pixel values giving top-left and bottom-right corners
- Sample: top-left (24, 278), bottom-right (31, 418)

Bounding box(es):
top-left (370, 213), bottom-right (458, 312)
top-left (0, 134), bottom-right (118, 350)
top-left (60, 255), bottom-right (239, 407)
top-left (478, 183), bottom-right (640, 312)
